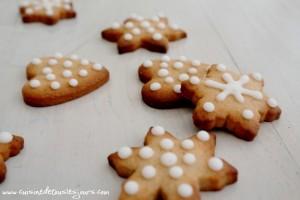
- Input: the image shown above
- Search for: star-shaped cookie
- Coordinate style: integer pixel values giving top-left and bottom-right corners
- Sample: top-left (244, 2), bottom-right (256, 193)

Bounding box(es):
top-left (101, 14), bottom-right (187, 54)
top-left (0, 132), bottom-right (24, 183)
top-left (22, 53), bottom-right (109, 107)
top-left (19, 0), bottom-right (76, 25)
top-left (108, 126), bottom-right (238, 200)
top-left (181, 64), bottom-right (282, 141)
top-left (138, 56), bottom-right (210, 108)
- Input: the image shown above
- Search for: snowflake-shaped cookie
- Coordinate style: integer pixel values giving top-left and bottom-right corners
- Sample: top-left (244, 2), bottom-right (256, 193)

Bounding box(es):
top-left (138, 56), bottom-right (210, 108)
top-left (108, 126), bottom-right (237, 200)
top-left (0, 132), bottom-right (24, 183)
top-left (181, 64), bottom-right (282, 141)
top-left (22, 53), bottom-right (109, 107)
top-left (101, 14), bottom-right (187, 54)
top-left (19, 0), bottom-right (76, 25)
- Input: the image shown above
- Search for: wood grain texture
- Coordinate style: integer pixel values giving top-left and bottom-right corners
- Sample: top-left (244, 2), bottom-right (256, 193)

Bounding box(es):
top-left (0, 0), bottom-right (299, 199)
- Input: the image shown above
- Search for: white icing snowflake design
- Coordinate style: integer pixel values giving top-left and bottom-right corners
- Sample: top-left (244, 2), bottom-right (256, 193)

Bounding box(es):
top-left (205, 73), bottom-right (263, 103)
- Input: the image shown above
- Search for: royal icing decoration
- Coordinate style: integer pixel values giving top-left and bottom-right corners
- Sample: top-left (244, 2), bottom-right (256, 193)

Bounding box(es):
top-left (196, 130), bottom-right (210, 141)
top-left (160, 152), bottom-right (178, 167)
top-left (151, 126), bottom-right (165, 136)
top-left (118, 146), bottom-right (132, 159)
top-left (205, 73), bottom-right (263, 103)
top-left (29, 79), bottom-right (41, 88)
top-left (150, 82), bottom-right (161, 91)
top-left (177, 183), bottom-right (193, 198)
top-left (141, 165), bottom-right (156, 179)
top-left (242, 109), bottom-right (254, 120)
top-left (183, 153), bottom-right (196, 165)
top-left (208, 157), bottom-right (224, 171)
top-left (124, 181), bottom-right (139, 195)
top-left (203, 102), bottom-right (215, 112)
top-left (267, 98), bottom-right (278, 108)
top-left (181, 139), bottom-right (194, 150)
top-left (139, 146), bottom-right (154, 159)
top-left (160, 138), bottom-right (174, 150)
top-left (169, 166), bottom-right (183, 179)
top-left (0, 132), bottom-right (13, 143)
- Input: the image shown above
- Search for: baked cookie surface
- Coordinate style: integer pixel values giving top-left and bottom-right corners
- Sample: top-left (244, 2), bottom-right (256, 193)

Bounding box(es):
top-left (108, 126), bottom-right (238, 200)
top-left (22, 53), bottom-right (109, 107)
top-left (102, 14), bottom-right (187, 54)
top-left (181, 64), bottom-right (281, 141)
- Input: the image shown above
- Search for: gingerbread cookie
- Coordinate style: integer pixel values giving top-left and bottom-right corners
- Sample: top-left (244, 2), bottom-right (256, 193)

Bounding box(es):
top-left (22, 53), bottom-right (109, 107)
top-left (101, 14), bottom-right (187, 54)
top-left (181, 64), bottom-right (281, 141)
top-left (19, 0), bottom-right (76, 25)
top-left (0, 132), bottom-right (24, 183)
top-left (138, 56), bottom-right (210, 108)
top-left (108, 126), bottom-right (238, 200)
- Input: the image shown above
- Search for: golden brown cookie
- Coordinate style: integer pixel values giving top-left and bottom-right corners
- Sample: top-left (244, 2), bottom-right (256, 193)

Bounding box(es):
top-left (108, 126), bottom-right (238, 200)
top-left (138, 56), bottom-right (210, 108)
top-left (19, 0), bottom-right (76, 25)
top-left (22, 53), bottom-right (109, 107)
top-left (101, 14), bottom-right (187, 54)
top-left (0, 131), bottom-right (24, 183)
top-left (181, 64), bottom-right (282, 141)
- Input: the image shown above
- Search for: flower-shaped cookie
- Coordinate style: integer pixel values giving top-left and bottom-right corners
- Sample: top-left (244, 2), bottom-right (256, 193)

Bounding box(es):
top-left (181, 64), bottom-right (282, 141)
top-left (108, 126), bottom-right (237, 200)
top-left (138, 56), bottom-right (210, 108)
top-left (19, 0), bottom-right (76, 25)
top-left (101, 14), bottom-right (187, 54)
top-left (0, 131), bottom-right (24, 183)
top-left (22, 53), bottom-right (109, 107)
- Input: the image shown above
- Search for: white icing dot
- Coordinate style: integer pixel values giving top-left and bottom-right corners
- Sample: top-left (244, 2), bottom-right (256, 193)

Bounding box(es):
top-left (170, 23), bottom-right (179, 30)
top-left (48, 59), bottom-right (58, 65)
top-left (70, 54), bottom-right (79, 60)
top-left (139, 146), bottom-right (154, 159)
top-left (192, 60), bottom-right (201, 66)
top-left (158, 69), bottom-right (169, 77)
top-left (173, 84), bottom-right (181, 93)
top-left (46, 73), bottom-right (56, 81)
top-left (0, 132), bottom-right (13, 143)
top-left (143, 60), bottom-right (153, 68)
top-left (188, 67), bottom-right (198, 74)
top-left (81, 59), bottom-right (89, 65)
top-left (32, 58), bottom-right (42, 65)
top-left (125, 22), bottom-right (134, 29)
top-left (112, 22), bottom-right (120, 29)
top-left (208, 157), bottom-right (224, 171)
top-left (151, 126), bottom-right (165, 136)
top-left (157, 22), bottom-right (166, 29)
top-left (63, 60), bottom-right (73, 68)
top-left (93, 63), bottom-right (103, 71)
top-left (29, 79), bottom-right (41, 88)
top-left (177, 184), bottom-right (193, 198)
top-left (252, 72), bottom-right (262, 81)
top-left (161, 55), bottom-right (170, 62)
top-left (42, 67), bottom-right (52, 75)
top-left (197, 130), bottom-right (210, 141)
top-left (25, 8), bottom-right (33, 15)
top-left (150, 82), bottom-right (161, 91)
top-left (169, 166), bottom-right (183, 179)
top-left (189, 76), bottom-right (200, 85)
top-left (147, 27), bottom-right (155, 33)
top-left (117, 146), bottom-right (132, 159)
top-left (124, 33), bottom-right (133, 41)
top-left (54, 52), bottom-right (63, 59)
top-left (132, 28), bottom-right (141, 35)
top-left (173, 62), bottom-right (184, 69)
top-left (164, 76), bottom-right (174, 83)
top-left (242, 109), bottom-right (254, 120)
top-left (203, 102), bottom-right (215, 112)
top-left (45, 9), bottom-right (54, 16)
top-left (141, 165), bottom-right (156, 179)
top-left (160, 152), bottom-right (177, 167)
top-left (141, 21), bottom-right (151, 28)
top-left (183, 153), bottom-right (196, 165)
top-left (124, 181), bottom-right (139, 195)
top-left (152, 33), bottom-right (163, 41)
top-left (160, 62), bottom-right (169, 68)
top-left (62, 70), bottom-right (72, 78)
top-left (50, 81), bottom-right (60, 90)
top-left (79, 69), bottom-right (88, 77)
top-left (181, 139), bottom-right (194, 150)
top-left (179, 56), bottom-right (187, 61)
top-left (160, 138), bottom-right (174, 150)
top-left (267, 98), bottom-right (278, 108)
top-left (216, 64), bottom-right (227, 71)
top-left (179, 73), bottom-right (189, 81)
top-left (69, 79), bottom-right (78, 87)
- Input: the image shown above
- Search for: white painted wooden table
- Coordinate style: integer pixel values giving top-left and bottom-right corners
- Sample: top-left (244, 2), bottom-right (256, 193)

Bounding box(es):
top-left (0, 0), bottom-right (299, 199)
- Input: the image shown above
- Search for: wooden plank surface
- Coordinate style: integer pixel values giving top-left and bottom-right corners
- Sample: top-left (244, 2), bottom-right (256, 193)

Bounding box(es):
top-left (0, 0), bottom-right (299, 199)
